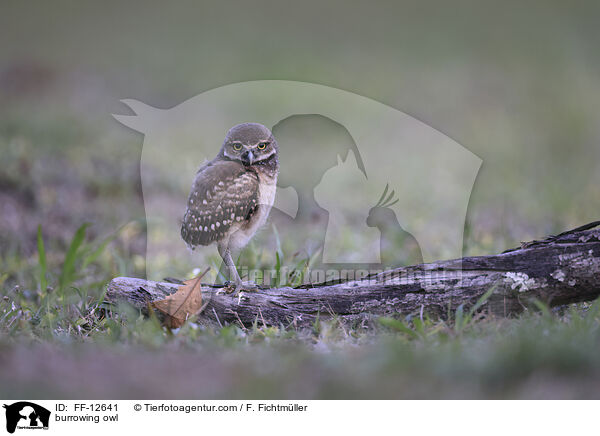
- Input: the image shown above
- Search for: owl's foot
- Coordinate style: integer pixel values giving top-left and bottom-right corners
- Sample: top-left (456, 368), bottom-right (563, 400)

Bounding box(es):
top-left (222, 280), bottom-right (260, 295)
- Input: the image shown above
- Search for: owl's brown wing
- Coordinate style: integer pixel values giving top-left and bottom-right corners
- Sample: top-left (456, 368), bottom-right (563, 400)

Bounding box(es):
top-left (181, 159), bottom-right (259, 247)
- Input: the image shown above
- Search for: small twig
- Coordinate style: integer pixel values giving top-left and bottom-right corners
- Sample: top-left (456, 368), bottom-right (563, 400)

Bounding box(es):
top-left (234, 312), bottom-right (246, 330)
top-left (258, 307), bottom-right (266, 327)
top-left (212, 307), bottom-right (223, 328)
top-left (225, 309), bottom-right (246, 330)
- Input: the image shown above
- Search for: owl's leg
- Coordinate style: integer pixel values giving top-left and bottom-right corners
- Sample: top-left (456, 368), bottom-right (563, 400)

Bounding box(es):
top-left (218, 242), bottom-right (242, 289)
top-left (217, 242), bottom-right (259, 295)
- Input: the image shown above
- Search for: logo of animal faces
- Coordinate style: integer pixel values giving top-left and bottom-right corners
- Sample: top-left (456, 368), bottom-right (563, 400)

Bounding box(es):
top-left (3, 402), bottom-right (50, 433)
top-left (114, 81), bottom-right (481, 281)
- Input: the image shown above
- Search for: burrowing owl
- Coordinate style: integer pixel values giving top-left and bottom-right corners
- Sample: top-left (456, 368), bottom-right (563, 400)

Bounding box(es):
top-left (181, 123), bottom-right (279, 292)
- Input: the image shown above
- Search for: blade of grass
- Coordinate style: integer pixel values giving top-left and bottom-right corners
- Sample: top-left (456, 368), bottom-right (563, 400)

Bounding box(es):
top-left (379, 317), bottom-right (420, 339)
top-left (531, 298), bottom-right (552, 319)
top-left (467, 284), bottom-right (497, 319)
top-left (82, 223), bottom-right (128, 269)
top-left (274, 251), bottom-right (282, 287)
top-left (290, 258), bottom-right (308, 287)
top-left (412, 316), bottom-right (426, 337)
top-left (272, 224), bottom-right (283, 258)
top-left (454, 304), bottom-right (465, 332)
top-left (58, 223), bottom-right (89, 293)
top-left (37, 225), bottom-right (48, 292)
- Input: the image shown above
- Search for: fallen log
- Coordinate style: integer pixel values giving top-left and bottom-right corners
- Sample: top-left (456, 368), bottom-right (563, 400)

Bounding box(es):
top-left (105, 221), bottom-right (600, 328)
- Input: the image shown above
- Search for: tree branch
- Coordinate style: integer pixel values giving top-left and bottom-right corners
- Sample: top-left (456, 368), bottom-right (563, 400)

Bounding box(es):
top-left (105, 222), bottom-right (600, 328)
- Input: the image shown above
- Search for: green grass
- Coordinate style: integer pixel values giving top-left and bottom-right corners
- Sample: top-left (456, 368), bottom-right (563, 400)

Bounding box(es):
top-left (1, 225), bottom-right (600, 399)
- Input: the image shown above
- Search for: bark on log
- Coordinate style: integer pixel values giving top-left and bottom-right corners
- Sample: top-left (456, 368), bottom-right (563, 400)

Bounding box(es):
top-left (105, 222), bottom-right (600, 328)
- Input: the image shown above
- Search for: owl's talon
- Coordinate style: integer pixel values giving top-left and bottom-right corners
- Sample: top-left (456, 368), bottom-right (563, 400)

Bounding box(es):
top-left (218, 280), bottom-right (259, 297)
top-left (221, 281), bottom-right (237, 294)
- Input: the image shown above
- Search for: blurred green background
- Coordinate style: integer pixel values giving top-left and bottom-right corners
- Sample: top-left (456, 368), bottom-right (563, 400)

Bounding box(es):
top-left (1, 0), bottom-right (599, 399)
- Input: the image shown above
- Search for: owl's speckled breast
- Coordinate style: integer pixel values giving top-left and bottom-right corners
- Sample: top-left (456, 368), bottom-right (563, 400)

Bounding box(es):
top-left (227, 173), bottom-right (276, 250)
top-left (257, 172), bottom-right (277, 211)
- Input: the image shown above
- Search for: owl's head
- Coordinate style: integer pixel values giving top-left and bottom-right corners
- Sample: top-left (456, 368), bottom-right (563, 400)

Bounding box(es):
top-left (220, 123), bottom-right (278, 166)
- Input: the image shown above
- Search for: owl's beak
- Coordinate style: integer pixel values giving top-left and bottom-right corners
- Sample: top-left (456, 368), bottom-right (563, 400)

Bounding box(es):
top-left (241, 150), bottom-right (254, 165)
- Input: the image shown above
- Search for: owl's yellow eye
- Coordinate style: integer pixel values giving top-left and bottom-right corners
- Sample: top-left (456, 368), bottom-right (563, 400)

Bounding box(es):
top-left (232, 143), bottom-right (243, 151)
top-left (257, 142), bottom-right (268, 150)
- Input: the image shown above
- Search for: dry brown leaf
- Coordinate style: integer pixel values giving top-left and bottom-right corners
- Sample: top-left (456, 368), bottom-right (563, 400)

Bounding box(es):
top-left (151, 268), bottom-right (209, 328)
